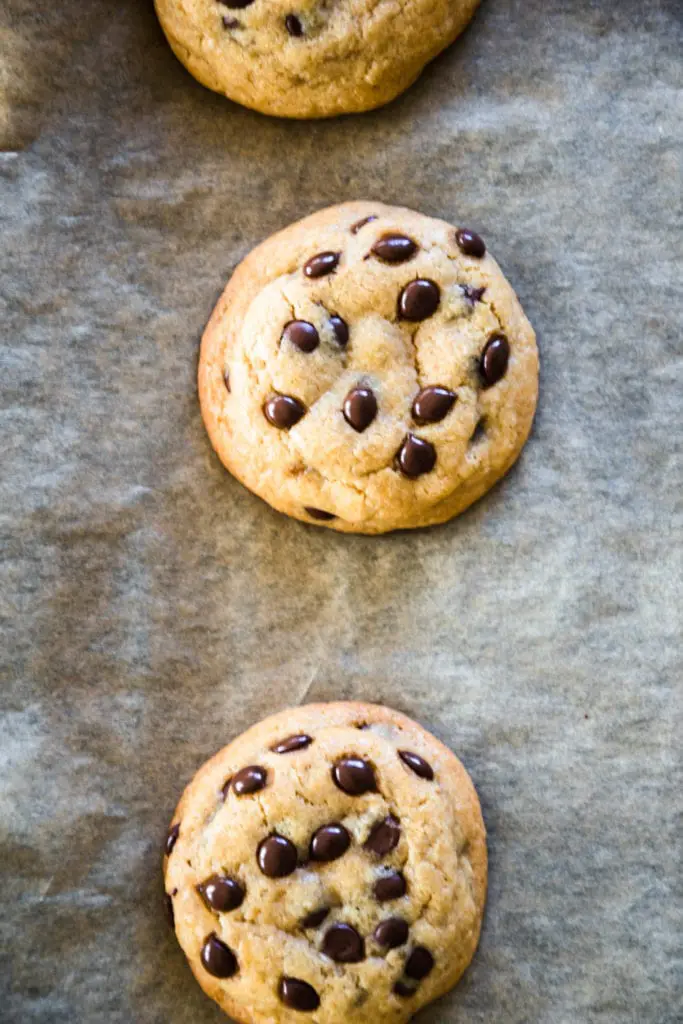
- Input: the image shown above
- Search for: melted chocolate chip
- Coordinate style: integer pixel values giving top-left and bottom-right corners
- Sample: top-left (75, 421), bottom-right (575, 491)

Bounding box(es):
top-left (231, 765), bottom-right (267, 796)
top-left (304, 251), bottom-right (339, 278)
top-left (462, 284), bottom-right (486, 304)
top-left (164, 893), bottom-right (175, 928)
top-left (285, 13), bottom-right (304, 36)
top-left (301, 907), bottom-right (330, 929)
top-left (374, 917), bottom-right (409, 948)
top-left (222, 15), bottom-right (240, 28)
top-left (405, 946), bottom-right (435, 980)
top-left (198, 875), bottom-right (245, 913)
top-left (455, 228), bottom-right (486, 259)
top-left (165, 824), bottom-right (179, 856)
top-left (332, 757), bottom-right (377, 795)
top-left (279, 977), bottom-right (320, 1012)
top-left (398, 279), bottom-right (440, 321)
top-left (374, 872), bottom-right (407, 902)
top-left (351, 215), bottom-right (378, 234)
top-left (257, 834), bottom-right (298, 877)
top-left (271, 733), bottom-right (313, 754)
top-left (329, 314), bottom-right (349, 346)
top-left (343, 387), bottom-right (378, 433)
top-left (322, 923), bottom-right (365, 963)
top-left (310, 823), bottom-right (351, 862)
top-left (396, 434), bottom-right (437, 478)
top-left (412, 386), bottom-right (456, 424)
top-left (264, 394), bottom-right (306, 428)
top-left (480, 333), bottom-right (510, 387)
top-left (305, 507), bottom-right (336, 521)
top-left (224, 369), bottom-right (231, 391)
top-left (370, 234), bottom-right (418, 264)
top-left (200, 934), bottom-right (238, 978)
top-left (365, 815), bottom-right (401, 855)
top-left (398, 750), bottom-right (434, 780)
top-left (219, 0), bottom-right (254, 7)
top-left (283, 320), bottom-right (319, 353)
top-left (393, 980), bottom-right (417, 998)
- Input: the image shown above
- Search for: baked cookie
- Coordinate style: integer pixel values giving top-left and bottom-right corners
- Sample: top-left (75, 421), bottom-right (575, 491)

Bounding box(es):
top-left (199, 202), bottom-right (538, 534)
top-left (163, 701), bottom-right (486, 1024)
top-left (154, 0), bottom-right (481, 119)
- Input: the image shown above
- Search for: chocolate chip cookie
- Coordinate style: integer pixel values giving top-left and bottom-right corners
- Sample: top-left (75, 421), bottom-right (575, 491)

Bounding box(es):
top-left (199, 202), bottom-right (538, 533)
top-left (153, 0), bottom-right (481, 119)
top-left (164, 702), bottom-right (486, 1023)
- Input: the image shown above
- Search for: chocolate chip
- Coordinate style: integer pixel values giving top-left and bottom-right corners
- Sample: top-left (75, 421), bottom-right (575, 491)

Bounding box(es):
top-left (329, 314), bottom-right (349, 346)
top-left (462, 284), bottom-right (486, 304)
top-left (200, 934), bottom-right (238, 978)
top-left (283, 320), bottom-right (319, 353)
top-left (304, 507), bottom-right (336, 521)
top-left (301, 907), bottom-right (329, 929)
top-left (343, 387), bottom-right (377, 432)
top-left (365, 815), bottom-right (401, 855)
top-left (398, 750), bottom-right (434, 780)
top-left (285, 13), bottom-right (304, 36)
top-left (396, 434), bottom-right (436, 478)
top-left (480, 333), bottom-right (510, 387)
top-left (221, 777), bottom-right (232, 799)
top-left (264, 394), bottom-right (306, 428)
top-left (332, 757), bottom-right (377, 795)
top-left (374, 872), bottom-right (407, 902)
top-left (219, 0), bottom-right (254, 7)
top-left (405, 946), bottom-right (435, 980)
top-left (165, 824), bottom-right (179, 856)
top-left (310, 823), bottom-right (351, 862)
top-left (164, 893), bottom-right (175, 928)
top-left (224, 369), bottom-right (231, 391)
top-left (222, 15), bottom-right (240, 28)
top-left (370, 234), bottom-right (418, 264)
top-left (398, 279), bottom-right (440, 321)
top-left (279, 977), bottom-right (320, 1012)
top-left (322, 923), bottom-right (365, 963)
top-left (455, 228), bottom-right (486, 259)
top-left (412, 386), bottom-right (456, 424)
top-left (257, 834), bottom-right (298, 877)
top-left (304, 251), bottom-right (339, 278)
top-left (271, 733), bottom-right (313, 754)
top-left (231, 765), bottom-right (267, 796)
top-left (393, 980), bottom-right (417, 998)
top-left (197, 875), bottom-right (245, 913)
top-left (373, 917), bottom-right (409, 949)
top-left (351, 215), bottom-right (378, 234)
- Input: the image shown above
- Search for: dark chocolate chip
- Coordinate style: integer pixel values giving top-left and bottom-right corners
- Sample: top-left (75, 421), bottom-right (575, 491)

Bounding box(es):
top-left (271, 733), bottom-right (313, 754)
top-left (224, 369), bottom-right (231, 391)
top-left (373, 917), bottom-right (409, 948)
top-left (283, 320), bottom-right (319, 353)
top-left (396, 434), bottom-right (437, 478)
top-left (232, 765), bottom-right (267, 796)
top-left (198, 875), bottom-right (245, 913)
top-left (200, 934), bottom-right (238, 978)
top-left (462, 284), bottom-right (486, 304)
top-left (480, 333), bottom-right (510, 388)
top-left (165, 893), bottom-right (175, 928)
top-left (398, 750), bottom-right (434, 780)
top-left (351, 215), bottom-right (378, 234)
top-left (304, 251), bottom-right (339, 278)
top-left (332, 757), bottom-right (377, 795)
top-left (374, 872), bottom-right (407, 902)
top-left (329, 315), bottom-right (349, 346)
top-left (393, 980), bottom-right (417, 998)
top-left (285, 13), bottom-right (304, 36)
top-left (222, 15), bottom-right (240, 28)
top-left (455, 228), bottom-right (486, 259)
top-left (398, 279), bottom-right (440, 321)
top-left (365, 815), bottom-right (401, 856)
top-left (219, 0), bottom-right (254, 7)
top-left (257, 834), bottom-right (298, 878)
top-left (264, 394), bottom-right (306, 428)
top-left (322, 923), bottom-right (365, 963)
top-left (221, 777), bottom-right (232, 800)
top-left (405, 946), bottom-right (435, 980)
top-left (305, 507), bottom-right (336, 521)
top-left (279, 977), bottom-right (320, 1012)
top-left (310, 823), bottom-right (351, 862)
top-left (370, 233), bottom-right (418, 264)
top-left (412, 386), bottom-right (456, 425)
top-left (301, 907), bottom-right (330, 929)
top-left (165, 824), bottom-right (179, 856)
top-left (343, 387), bottom-right (377, 433)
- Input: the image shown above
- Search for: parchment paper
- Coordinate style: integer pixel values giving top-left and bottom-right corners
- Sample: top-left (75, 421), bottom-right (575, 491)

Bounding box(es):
top-left (1, 1), bottom-right (681, 1021)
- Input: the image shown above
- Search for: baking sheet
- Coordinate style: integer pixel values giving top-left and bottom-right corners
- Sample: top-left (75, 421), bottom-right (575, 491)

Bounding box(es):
top-left (1, 0), bottom-right (681, 1021)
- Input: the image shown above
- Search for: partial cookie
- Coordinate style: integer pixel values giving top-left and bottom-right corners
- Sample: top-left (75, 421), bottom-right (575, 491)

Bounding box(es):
top-left (154, 0), bottom-right (481, 119)
top-left (163, 701), bottom-right (487, 1024)
top-left (199, 202), bottom-right (538, 533)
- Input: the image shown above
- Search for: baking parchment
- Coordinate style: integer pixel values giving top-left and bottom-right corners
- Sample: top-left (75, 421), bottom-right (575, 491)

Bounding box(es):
top-left (1, 1), bottom-right (681, 1021)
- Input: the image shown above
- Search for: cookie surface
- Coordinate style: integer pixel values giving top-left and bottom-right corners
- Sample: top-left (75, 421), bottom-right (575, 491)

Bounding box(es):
top-left (153, 0), bottom-right (481, 119)
top-left (199, 202), bottom-right (538, 534)
top-left (163, 702), bottom-right (487, 1024)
